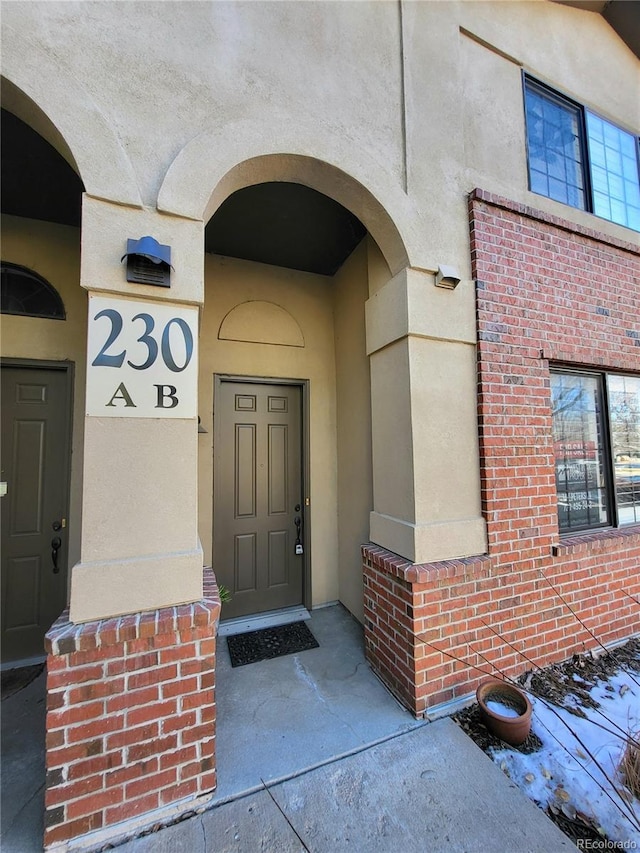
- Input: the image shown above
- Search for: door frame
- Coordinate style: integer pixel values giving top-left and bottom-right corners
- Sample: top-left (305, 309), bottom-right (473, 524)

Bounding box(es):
top-left (212, 374), bottom-right (311, 612)
top-left (0, 357), bottom-right (74, 669)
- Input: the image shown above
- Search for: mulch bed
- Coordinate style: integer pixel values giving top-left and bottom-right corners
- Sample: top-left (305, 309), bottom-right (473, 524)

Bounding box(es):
top-left (452, 638), bottom-right (640, 845)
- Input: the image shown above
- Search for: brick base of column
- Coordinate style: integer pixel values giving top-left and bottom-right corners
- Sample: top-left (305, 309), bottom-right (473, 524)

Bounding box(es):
top-left (363, 538), bottom-right (640, 718)
top-left (363, 545), bottom-right (491, 717)
top-left (44, 568), bottom-right (221, 851)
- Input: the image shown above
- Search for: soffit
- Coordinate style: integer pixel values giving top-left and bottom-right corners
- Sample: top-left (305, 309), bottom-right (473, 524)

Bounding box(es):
top-left (555, 1), bottom-right (640, 58)
top-left (204, 183), bottom-right (366, 277)
top-left (1, 109), bottom-right (83, 227)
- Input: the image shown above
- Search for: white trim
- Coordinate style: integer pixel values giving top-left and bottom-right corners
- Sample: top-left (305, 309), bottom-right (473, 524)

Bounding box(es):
top-left (218, 606), bottom-right (311, 637)
top-left (424, 692), bottom-right (475, 721)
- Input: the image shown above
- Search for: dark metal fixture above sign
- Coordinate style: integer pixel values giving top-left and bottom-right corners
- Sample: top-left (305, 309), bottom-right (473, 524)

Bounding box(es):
top-left (121, 236), bottom-right (172, 287)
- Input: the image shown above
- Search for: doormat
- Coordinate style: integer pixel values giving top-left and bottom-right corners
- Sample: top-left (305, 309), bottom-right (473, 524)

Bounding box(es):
top-left (227, 621), bottom-right (319, 667)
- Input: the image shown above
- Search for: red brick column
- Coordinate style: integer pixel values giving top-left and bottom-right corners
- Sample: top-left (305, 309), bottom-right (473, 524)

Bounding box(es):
top-left (363, 545), bottom-right (492, 716)
top-left (44, 568), bottom-right (220, 850)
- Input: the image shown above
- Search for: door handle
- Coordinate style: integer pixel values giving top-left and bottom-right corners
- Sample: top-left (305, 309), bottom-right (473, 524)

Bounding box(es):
top-left (51, 536), bottom-right (62, 574)
top-left (294, 515), bottom-right (303, 555)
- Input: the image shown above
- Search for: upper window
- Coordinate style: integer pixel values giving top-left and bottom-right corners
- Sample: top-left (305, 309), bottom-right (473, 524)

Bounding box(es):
top-left (524, 77), bottom-right (640, 232)
top-left (551, 370), bottom-right (640, 534)
top-left (0, 262), bottom-right (65, 320)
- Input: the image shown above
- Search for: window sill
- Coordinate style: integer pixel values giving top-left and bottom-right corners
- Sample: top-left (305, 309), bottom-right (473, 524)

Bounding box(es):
top-left (471, 190), bottom-right (639, 255)
top-left (552, 525), bottom-right (640, 556)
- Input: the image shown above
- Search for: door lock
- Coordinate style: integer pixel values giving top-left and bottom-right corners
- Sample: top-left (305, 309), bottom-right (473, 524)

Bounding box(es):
top-left (294, 515), bottom-right (303, 555)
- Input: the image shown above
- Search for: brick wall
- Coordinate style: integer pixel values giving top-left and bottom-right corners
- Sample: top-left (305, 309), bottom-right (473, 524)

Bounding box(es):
top-left (44, 569), bottom-right (220, 850)
top-left (363, 192), bottom-right (640, 717)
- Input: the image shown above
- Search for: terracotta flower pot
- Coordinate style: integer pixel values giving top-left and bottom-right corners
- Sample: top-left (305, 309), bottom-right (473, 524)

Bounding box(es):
top-left (476, 678), bottom-right (533, 746)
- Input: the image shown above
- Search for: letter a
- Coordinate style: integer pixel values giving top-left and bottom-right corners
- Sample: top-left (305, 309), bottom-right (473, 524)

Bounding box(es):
top-left (155, 384), bottom-right (179, 409)
top-left (106, 382), bottom-right (136, 407)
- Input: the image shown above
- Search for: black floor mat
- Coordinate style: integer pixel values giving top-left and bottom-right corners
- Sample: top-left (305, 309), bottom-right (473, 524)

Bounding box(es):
top-left (227, 621), bottom-right (319, 667)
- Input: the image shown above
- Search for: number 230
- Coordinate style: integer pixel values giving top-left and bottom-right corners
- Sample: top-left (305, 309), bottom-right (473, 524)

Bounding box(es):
top-left (91, 309), bottom-right (194, 373)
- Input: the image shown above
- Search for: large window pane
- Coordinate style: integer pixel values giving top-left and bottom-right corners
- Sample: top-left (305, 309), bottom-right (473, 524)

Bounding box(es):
top-left (525, 83), bottom-right (586, 211)
top-left (586, 113), bottom-right (640, 229)
top-left (524, 77), bottom-right (640, 233)
top-left (551, 373), bottom-right (610, 533)
top-left (607, 375), bottom-right (640, 525)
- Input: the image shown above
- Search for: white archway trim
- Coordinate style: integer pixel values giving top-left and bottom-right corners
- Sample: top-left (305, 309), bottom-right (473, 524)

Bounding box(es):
top-left (218, 301), bottom-right (305, 348)
top-left (157, 116), bottom-right (418, 276)
top-left (2, 25), bottom-right (142, 208)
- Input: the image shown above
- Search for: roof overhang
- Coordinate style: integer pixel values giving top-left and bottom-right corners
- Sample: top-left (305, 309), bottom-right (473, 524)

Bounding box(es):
top-left (554, 1), bottom-right (640, 58)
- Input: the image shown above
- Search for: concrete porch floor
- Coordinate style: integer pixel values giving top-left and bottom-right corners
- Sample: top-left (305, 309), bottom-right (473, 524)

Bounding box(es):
top-left (0, 604), bottom-right (424, 851)
top-left (213, 603), bottom-right (425, 802)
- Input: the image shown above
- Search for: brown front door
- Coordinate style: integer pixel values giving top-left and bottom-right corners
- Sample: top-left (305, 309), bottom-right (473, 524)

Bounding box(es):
top-left (1, 365), bottom-right (72, 666)
top-left (214, 380), bottom-right (304, 620)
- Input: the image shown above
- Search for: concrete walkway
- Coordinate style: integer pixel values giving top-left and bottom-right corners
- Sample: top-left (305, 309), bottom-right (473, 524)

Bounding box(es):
top-left (116, 719), bottom-right (572, 853)
top-left (1, 605), bottom-right (571, 852)
top-left (1, 665), bottom-right (46, 853)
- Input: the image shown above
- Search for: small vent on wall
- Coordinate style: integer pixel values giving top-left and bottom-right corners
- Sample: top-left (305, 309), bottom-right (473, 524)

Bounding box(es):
top-left (121, 236), bottom-right (172, 288)
top-left (127, 255), bottom-right (170, 287)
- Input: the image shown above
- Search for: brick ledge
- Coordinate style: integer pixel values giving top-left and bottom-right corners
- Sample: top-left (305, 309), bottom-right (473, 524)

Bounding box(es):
top-left (470, 188), bottom-right (639, 254)
top-left (46, 567), bottom-right (221, 655)
top-left (552, 525), bottom-right (640, 556)
top-left (362, 544), bottom-right (490, 583)
top-left (45, 790), bottom-right (216, 853)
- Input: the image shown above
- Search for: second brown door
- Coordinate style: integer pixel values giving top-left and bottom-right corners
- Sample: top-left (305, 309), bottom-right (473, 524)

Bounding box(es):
top-left (214, 381), bottom-right (304, 620)
top-left (1, 364), bottom-right (71, 665)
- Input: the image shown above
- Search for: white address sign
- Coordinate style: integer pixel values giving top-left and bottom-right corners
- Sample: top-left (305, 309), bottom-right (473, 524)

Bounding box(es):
top-left (86, 295), bottom-right (198, 418)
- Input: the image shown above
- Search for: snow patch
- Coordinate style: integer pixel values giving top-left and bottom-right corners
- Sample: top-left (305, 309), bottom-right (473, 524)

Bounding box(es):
top-left (491, 671), bottom-right (640, 844)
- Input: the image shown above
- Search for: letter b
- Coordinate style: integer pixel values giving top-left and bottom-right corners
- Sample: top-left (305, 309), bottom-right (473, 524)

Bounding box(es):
top-left (155, 384), bottom-right (179, 408)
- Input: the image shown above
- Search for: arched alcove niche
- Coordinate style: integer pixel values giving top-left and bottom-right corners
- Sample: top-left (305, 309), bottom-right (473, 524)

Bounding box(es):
top-left (218, 301), bottom-right (305, 347)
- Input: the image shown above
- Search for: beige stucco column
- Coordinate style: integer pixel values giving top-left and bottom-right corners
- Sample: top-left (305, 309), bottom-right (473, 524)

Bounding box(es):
top-left (69, 195), bottom-right (205, 622)
top-left (366, 266), bottom-right (487, 564)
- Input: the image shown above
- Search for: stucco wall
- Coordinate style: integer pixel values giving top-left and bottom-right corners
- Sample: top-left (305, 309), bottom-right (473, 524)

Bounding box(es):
top-left (0, 220), bottom-right (378, 618)
top-left (458, 1), bottom-right (639, 241)
top-left (334, 239), bottom-right (375, 622)
top-left (0, 216), bottom-right (85, 578)
top-left (2, 0), bottom-right (637, 615)
top-left (4, 2), bottom-right (635, 259)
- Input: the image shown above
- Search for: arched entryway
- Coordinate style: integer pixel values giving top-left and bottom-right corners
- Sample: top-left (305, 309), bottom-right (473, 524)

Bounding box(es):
top-left (190, 167), bottom-right (427, 809)
top-left (0, 106), bottom-right (85, 668)
top-left (196, 161), bottom-right (407, 627)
